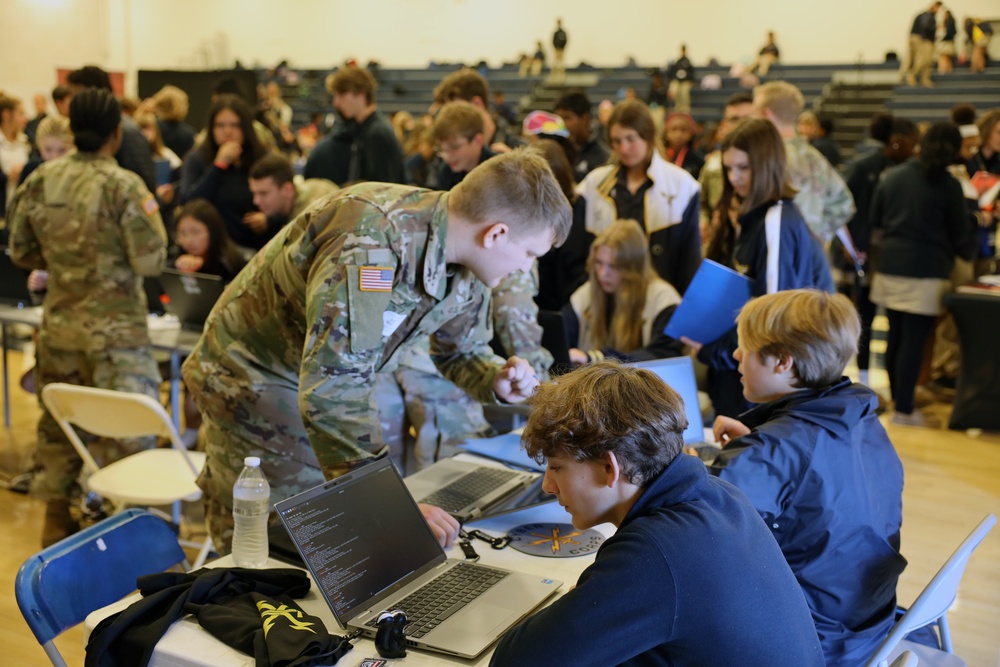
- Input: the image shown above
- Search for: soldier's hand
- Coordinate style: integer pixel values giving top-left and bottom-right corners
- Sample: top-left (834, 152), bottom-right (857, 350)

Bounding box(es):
top-left (494, 356), bottom-right (539, 403)
top-left (419, 504), bottom-right (460, 547)
top-left (243, 211), bottom-right (268, 233)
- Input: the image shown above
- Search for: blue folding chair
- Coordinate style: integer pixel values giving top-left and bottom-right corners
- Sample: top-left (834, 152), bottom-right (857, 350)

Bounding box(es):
top-left (15, 508), bottom-right (187, 667)
top-left (865, 513), bottom-right (996, 667)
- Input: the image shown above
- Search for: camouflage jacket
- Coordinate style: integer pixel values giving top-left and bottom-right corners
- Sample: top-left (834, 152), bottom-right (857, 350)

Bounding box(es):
top-left (8, 153), bottom-right (166, 351)
top-left (183, 183), bottom-right (503, 475)
top-left (784, 136), bottom-right (855, 243)
top-left (492, 267), bottom-right (553, 379)
top-left (292, 178), bottom-right (339, 220)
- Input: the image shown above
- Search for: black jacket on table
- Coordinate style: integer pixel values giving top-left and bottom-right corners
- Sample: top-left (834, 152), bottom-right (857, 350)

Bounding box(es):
top-left (871, 159), bottom-right (976, 279)
top-left (490, 454), bottom-right (825, 666)
top-left (714, 379), bottom-right (905, 665)
top-left (304, 111), bottom-right (405, 186)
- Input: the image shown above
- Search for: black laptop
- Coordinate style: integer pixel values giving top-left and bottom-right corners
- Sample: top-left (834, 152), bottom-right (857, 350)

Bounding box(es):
top-left (158, 268), bottom-right (225, 330)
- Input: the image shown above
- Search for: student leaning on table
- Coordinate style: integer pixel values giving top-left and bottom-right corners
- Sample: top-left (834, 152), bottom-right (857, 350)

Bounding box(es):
top-left (181, 149), bottom-right (571, 556)
top-left (490, 361), bottom-right (825, 667)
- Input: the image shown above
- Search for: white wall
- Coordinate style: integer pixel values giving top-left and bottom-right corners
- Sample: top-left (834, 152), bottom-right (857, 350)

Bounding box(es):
top-left (2, 0), bottom-right (997, 107)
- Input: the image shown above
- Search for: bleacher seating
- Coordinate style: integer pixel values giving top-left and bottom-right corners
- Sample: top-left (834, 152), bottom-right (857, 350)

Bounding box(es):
top-left (262, 60), bottom-right (996, 160)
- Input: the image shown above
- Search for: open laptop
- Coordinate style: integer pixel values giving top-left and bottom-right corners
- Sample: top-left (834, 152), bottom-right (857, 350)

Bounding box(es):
top-left (403, 457), bottom-right (540, 522)
top-left (275, 457), bottom-right (562, 659)
top-left (0, 246), bottom-right (34, 307)
top-left (158, 268), bottom-right (225, 330)
top-left (631, 356), bottom-right (721, 460)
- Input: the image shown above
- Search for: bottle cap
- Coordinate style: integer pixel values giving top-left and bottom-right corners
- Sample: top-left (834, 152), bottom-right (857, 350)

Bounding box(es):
top-left (244, 456), bottom-right (261, 467)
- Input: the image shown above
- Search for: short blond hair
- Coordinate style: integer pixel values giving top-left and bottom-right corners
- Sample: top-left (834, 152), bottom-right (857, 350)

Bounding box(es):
top-left (450, 147), bottom-right (571, 246)
top-left (153, 85), bottom-right (189, 121)
top-left (433, 101), bottom-right (484, 143)
top-left (35, 115), bottom-right (73, 144)
top-left (736, 289), bottom-right (859, 389)
top-left (754, 81), bottom-right (805, 126)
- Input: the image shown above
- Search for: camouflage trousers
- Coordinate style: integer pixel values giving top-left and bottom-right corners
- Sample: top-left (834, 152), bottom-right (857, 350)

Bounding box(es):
top-left (199, 368), bottom-right (488, 555)
top-left (31, 343), bottom-right (161, 501)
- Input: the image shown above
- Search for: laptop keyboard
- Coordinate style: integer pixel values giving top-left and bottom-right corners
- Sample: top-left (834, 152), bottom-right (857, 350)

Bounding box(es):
top-left (366, 562), bottom-right (510, 638)
top-left (419, 468), bottom-right (519, 512)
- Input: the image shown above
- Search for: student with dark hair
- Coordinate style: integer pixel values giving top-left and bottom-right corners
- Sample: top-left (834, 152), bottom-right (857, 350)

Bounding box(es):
top-left (7, 88), bottom-right (167, 546)
top-left (699, 92), bottom-right (755, 243)
top-left (831, 115), bottom-right (918, 384)
top-left (553, 90), bottom-right (609, 181)
top-left (691, 118), bottom-right (833, 417)
top-left (172, 199), bottom-right (247, 282)
top-left (490, 361), bottom-right (825, 666)
top-left (65, 64), bottom-right (157, 191)
top-left (433, 68), bottom-right (524, 151)
top-left (181, 94), bottom-right (269, 250)
top-left (248, 153), bottom-right (337, 232)
top-left (532, 137), bottom-right (589, 310)
top-left (577, 100), bottom-right (701, 295)
top-left (871, 122), bottom-right (977, 426)
top-left (712, 289), bottom-right (905, 665)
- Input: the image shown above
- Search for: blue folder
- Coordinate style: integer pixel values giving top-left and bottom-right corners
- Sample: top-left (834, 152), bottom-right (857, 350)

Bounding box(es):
top-left (664, 259), bottom-right (752, 344)
top-left (457, 432), bottom-right (543, 472)
top-left (153, 157), bottom-right (171, 187)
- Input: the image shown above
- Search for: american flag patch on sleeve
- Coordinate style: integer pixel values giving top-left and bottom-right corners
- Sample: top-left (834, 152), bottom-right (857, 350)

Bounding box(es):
top-left (359, 266), bottom-right (394, 292)
top-left (141, 194), bottom-right (159, 216)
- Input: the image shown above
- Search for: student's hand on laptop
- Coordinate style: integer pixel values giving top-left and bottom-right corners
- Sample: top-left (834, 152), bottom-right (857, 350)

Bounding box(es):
top-left (679, 336), bottom-right (703, 356)
top-left (493, 357), bottom-right (540, 403)
top-left (713, 415), bottom-right (750, 446)
top-left (175, 254), bottom-right (205, 273)
top-left (243, 212), bottom-right (268, 234)
top-left (419, 504), bottom-right (460, 547)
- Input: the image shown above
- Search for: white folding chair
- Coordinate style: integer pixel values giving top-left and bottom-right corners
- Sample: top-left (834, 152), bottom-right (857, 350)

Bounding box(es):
top-left (865, 514), bottom-right (996, 667)
top-left (41, 382), bottom-right (213, 568)
top-left (890, 651), bottom-right (919, 667)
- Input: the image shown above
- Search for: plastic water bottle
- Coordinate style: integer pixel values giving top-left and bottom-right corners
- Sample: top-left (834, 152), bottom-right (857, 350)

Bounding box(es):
top-left (232, 456), bottom-right (270, 568)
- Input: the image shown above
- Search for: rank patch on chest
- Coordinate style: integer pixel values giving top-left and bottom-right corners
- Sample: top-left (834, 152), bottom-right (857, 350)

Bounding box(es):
top-left (359, 266), bottom-right (394, 292)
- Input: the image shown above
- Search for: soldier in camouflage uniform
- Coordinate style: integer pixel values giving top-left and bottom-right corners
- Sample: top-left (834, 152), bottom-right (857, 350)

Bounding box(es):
top-left (386, 266), bottom-right (554, 474)
top-left (753, 82), bottom-right (855, 243)
top-left (182, 149), bottom-right (571, 554)
top-left (8, 88), bottom-right (167, 546)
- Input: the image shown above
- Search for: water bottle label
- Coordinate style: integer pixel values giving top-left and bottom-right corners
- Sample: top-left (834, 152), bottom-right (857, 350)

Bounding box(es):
top-left (233, 499), bottom-right (270, 516)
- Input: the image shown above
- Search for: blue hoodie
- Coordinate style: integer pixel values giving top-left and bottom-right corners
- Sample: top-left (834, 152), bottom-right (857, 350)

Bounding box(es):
top-left (714, 379), bottom-right (906, 665)
top-left (491, 454), bottom-right (825, 666)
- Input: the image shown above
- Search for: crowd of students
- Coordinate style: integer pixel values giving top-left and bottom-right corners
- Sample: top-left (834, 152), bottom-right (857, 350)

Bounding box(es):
top-left (1, 51), bottom-right (998, 665)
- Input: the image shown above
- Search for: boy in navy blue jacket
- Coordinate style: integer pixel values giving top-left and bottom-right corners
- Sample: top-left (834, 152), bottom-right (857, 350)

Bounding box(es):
top-left (491, 361), bottom-right (824, 667)
top-left (712, 289), bottom-right (905, 665)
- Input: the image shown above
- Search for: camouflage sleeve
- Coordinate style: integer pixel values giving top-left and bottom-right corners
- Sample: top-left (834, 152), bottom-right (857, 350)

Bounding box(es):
top-left (430, 278), bottom-right (506, 404)
top-left (298, 198), bottom-right (398, 476)
top-left (819, 158), bottom-right (856, 241)
top-left (492, 268), bottom-right (553, 379)
top-left (119, 176), bottom-right (168, 276)
top-left (7, 173), bottom-right (46, 270)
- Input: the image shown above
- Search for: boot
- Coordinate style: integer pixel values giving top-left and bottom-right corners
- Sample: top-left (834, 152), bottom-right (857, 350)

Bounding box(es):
top-left (42, 499), bottom-right (81, 548)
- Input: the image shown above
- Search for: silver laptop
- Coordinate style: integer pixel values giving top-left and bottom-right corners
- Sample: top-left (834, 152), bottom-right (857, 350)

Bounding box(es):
top-left (274, 457), bottom-right (562, 659)
top-left (632, 357), bottom-right (721, 460)
top-left (404, 458), bottom-right (540, 522)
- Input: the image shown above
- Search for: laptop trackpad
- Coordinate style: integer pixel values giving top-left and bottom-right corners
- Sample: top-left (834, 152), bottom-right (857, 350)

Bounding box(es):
top-left (442, 602), bottom-right (518, 638)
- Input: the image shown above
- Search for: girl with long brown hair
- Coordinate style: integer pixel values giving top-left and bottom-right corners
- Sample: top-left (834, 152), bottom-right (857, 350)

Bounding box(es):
top-left (565, 219), bottom-right (682, 364)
